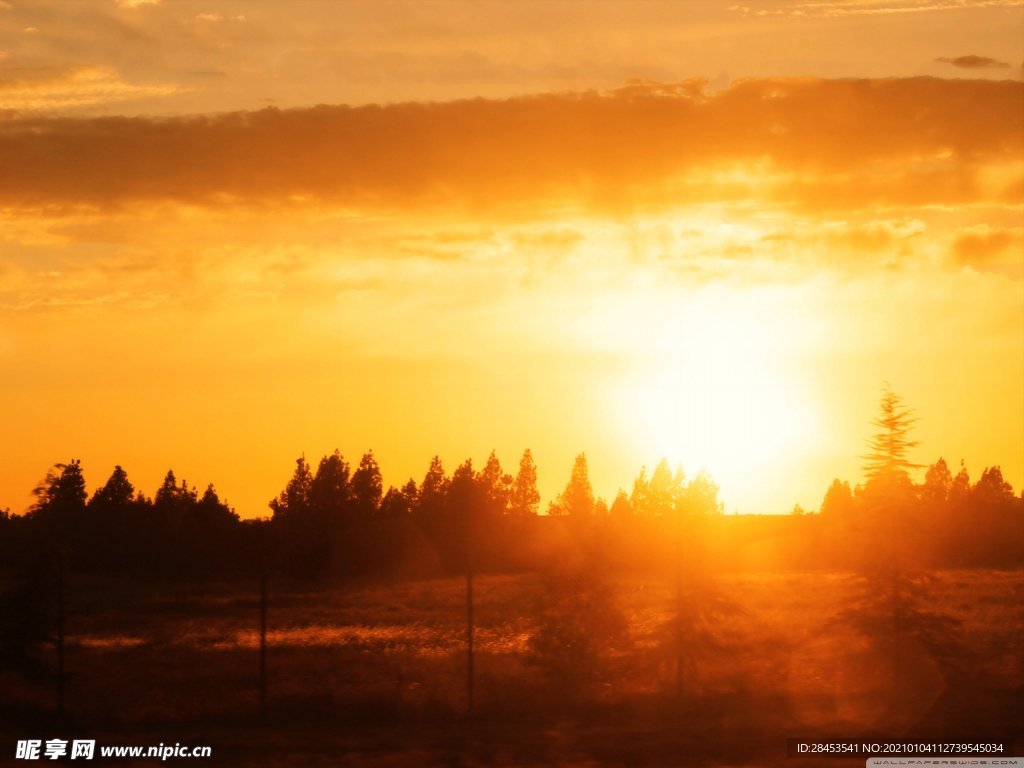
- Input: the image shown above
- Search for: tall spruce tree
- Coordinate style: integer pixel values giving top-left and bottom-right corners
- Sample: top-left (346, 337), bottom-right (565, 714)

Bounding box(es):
top-left (863, 385), bottom-right (920, 488)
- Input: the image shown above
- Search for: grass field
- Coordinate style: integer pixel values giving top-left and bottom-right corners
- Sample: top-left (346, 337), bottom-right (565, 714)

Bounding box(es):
top-left (2, 569), bottom-right (1021, 766)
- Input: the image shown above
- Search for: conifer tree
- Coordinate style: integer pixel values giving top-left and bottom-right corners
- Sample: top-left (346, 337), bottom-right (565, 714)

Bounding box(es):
top-left (309, 450), bottom-right (350, 518)
top-left (269, 456), bottom-right (313, 521)
top-left (552, 453), bottom-right (594, 516)
top-left (863, 385), bottom-right (920, 488)
top-left (509, 449), bottom-right (540, 516)
top-left (350, 451), bottom-right (383, 519)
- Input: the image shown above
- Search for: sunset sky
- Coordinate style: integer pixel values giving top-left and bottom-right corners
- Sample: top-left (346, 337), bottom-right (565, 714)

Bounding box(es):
top-left (1, 0), bottom-right (1022, 516)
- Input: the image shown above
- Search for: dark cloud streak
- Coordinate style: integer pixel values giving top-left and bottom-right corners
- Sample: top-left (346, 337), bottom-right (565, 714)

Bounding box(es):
top-left (0, 77), bottom-right (1020, 213)
top-left (936, 55), bottom-right (1011, 69)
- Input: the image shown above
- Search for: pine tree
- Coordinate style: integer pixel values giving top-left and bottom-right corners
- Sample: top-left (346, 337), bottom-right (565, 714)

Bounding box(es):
top-left (89, 465), bottom-right (134, 511)
top-left (837, 389), bottom-right (961, 725)
top-left (972, 466), bottom-right (1015, 508)
top-left (863, 385), bottom-right (920, 488)
top-left (31, 460), bottom-right (87, 528)
top-left (309, 450), bottom-right (350, 518)
top-left (509, 449), bottom-right (540, 517)
top-left (682, 470), bottom-right (723, 516)
top-left (416, 455), bottom-right (449, 520)
top-left (154, 470), bottom-right (198, 512)
top-left (552, 453), bottom-right (594, 516)
top-left (820, 478), bottom-right (854, 517)
top-left (86, 465), bottom-right (145, 571)
top-left (269, 456), bottom-right (313, 521)
top-left (350, 451), bottom-right (383, 519)
top-left (196, 484), bottom-right (237, 524)
top-left (380, 479), bottom-right (417, 518)
top-left (609, 489), bottom-right (633, 520)
top-left (478, 450), bottom-right (511, 517)
top-left (649, 459), bottom-right (684, 516)
top-left (949, 460), bottom-right (971, 507)
top-left (630, 467), bottom-right (651, 516)
top-left (921, 458), bottom-right (952, 506)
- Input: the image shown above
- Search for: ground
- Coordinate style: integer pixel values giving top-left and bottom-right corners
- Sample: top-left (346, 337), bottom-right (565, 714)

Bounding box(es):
top-left (1, 569), bottom-right (1021, 766)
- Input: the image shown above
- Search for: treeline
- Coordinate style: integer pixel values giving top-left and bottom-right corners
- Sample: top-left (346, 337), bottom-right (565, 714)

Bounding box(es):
top-left (1, 464), bottom-right (242, 579)
top-left (0, 448), bottom-right (1021, 580)
top-left (815, 458), bottom-right (1024, 568)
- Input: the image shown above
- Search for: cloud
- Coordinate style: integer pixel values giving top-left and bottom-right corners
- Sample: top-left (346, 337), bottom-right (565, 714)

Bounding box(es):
top-left (115, 0), bottom-right (160, 7)
top-left (0, 77), bottom-right (1019, 214)
top-left (190, 12), bottom-right (245, 23)
top-left (952, 225), bottom-right (1024, 277)
top-left (0, 65), bottom-right (186, 113)
top-left (936, 55), bottom-right (1011, 69)
top-left (735, 0), bottom-right (1022, 18)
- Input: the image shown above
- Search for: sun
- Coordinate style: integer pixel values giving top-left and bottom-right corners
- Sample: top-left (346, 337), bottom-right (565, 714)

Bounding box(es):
top-left (608, 290), bottom-right (819, 512)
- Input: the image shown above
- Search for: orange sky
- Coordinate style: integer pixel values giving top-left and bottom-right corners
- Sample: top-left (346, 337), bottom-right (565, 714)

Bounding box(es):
top-left (1, 0), bottom-right (1022, 516)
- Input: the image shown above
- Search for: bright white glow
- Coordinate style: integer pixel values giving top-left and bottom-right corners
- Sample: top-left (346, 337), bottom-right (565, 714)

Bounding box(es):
top-left (604, 283), bottom-right (820, 511)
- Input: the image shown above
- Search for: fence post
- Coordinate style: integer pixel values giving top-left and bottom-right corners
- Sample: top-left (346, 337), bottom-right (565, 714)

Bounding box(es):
top-left (259, 561), bottom-right (267, 718)
top-left (466, 569), bottom-right (474, 716)
top-left (675, 516), bottom-right (683, 702)
top-left (56, 552), bottom-right (65, 718)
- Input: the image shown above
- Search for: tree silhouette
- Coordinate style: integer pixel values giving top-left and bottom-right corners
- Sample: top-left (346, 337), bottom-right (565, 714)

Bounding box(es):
top-left (680, 470), bottom-right (723, 516)
top-left (819, 478), bottom-right (854, 517)
top-left (7, 439), bottom-right (1021, 587)
top-left (350, 451), bottom-right (383, 519)
top-left (920, 457), bottom-right (952, 507)
top-left (184, 484), bottom-right (239, 577)
top-left (509, 449), bottom-right (540, 517)
top-left (630, 461), bottom-right (690, 517)
top-left (862, 385), bottom-right (920, 488)
top-left (972, 466), bottom-right (1014, 508)
top-left (649, 459), bottom-right (683, 516)
top-left (30, 460), bottom-right (87, 534)
top-left (154, 470), bottom-right (198, 512)
top-left (89, 465), bottom-right (134, 510)
top-left (609, 490), bottom-right (632, 520)
top-left (666, 467), bottom-right (729, 701)
top-left (630, 466), bottom-right (651, 516)
top-left (550, 453), bottom-right (594, 516)
top-left (269, 456), bottom-right (313, 522)
top-left (154, 470), bottom-right (241, 578)
top-left (854, 388), bottom-right (924, 559)
top-left (196, 484), bottom-right (237, 525)
top-left (86, 465), bottom-right (151, 574)
top-left (478, 450), bottom-right (511, 518)
top-left (852, 387), bottom-right (923, 569)
top-left (269, 454), bottom-right (340, 579)
top-left (309, 450), bottom-right (350, 519)
top-left (837, 388), bottom-right (962, 726)
top-left (416, 455), bottom-right (449, 522)
top-left (949, 460), bottom-right (971, 506)
top-left (437, 459), bottom-right (499, 574)
top-left (380, 479), bottom-right (417, 519)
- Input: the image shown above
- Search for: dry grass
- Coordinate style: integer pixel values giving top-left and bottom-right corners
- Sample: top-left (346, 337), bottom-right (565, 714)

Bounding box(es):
top-left (1, 568), bottom-right (1020, 766)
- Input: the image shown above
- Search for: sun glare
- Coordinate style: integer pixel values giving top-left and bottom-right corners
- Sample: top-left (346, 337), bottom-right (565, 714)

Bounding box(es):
top-left (610, 290), bottom-right (819, 511)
